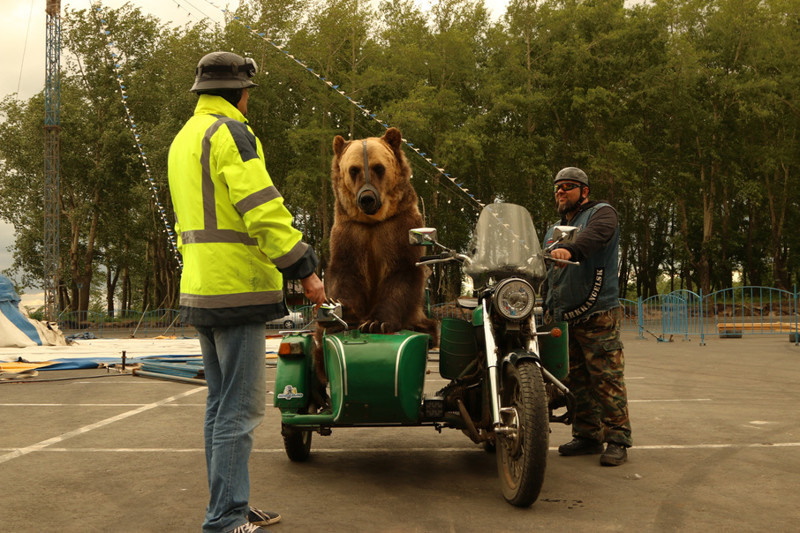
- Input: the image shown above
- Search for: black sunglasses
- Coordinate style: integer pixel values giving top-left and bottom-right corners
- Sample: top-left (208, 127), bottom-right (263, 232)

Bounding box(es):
top-left (554, 183), bottom-right (581, 194)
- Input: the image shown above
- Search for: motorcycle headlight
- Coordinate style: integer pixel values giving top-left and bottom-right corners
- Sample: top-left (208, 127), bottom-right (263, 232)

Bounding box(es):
top-left (493, 278), bottom-right (535, 321)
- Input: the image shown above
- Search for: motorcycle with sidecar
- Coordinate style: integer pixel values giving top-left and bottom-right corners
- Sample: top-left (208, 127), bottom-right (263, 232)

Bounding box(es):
top-left (273, 202), bottom-right (578, 507)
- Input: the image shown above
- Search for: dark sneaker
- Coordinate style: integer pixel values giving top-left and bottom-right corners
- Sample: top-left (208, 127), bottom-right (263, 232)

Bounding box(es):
top-left (248, 507), bottom-right (281, 526)
top-left (558, 437), bottom-right (604, 456)
top-left (600, 442), bottom-right (628, 466)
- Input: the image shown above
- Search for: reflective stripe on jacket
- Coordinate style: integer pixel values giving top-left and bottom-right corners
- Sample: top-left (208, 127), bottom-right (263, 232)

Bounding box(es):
top-left (168, 95), bottom-right (314, 323)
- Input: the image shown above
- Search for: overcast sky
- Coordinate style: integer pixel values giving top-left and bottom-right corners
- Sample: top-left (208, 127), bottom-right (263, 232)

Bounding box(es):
top-left (0, 0), bottom-right (510, 307)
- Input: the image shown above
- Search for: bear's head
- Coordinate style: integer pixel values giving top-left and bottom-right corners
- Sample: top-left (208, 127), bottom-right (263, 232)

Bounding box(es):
top-left (331, 127), bottom-right (417, 223)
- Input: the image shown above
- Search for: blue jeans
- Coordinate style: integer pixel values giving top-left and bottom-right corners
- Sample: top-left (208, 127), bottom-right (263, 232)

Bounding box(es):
top-left (197, 323), bottom-right (267, 533)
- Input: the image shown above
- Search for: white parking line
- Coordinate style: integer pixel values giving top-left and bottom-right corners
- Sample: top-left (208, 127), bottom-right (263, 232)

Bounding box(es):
top-left (72, 381), bottom-right (177, 384)
top-left (0, 398), bottom-right (710, 408)
top-left (631, 442), bottom-right (800, 450)
top-left (629, 398), bottom-right (711, 403)
top-left (0, 403), bottom-right (207, 407)
top-left (70, 380), bottom-right (275, 385)
top-left (0, 386), bottom-right (206, 465)
top-left (0, 403), bottom-right (160, 406)
top-left (2, 442), bottom-right (799, 454)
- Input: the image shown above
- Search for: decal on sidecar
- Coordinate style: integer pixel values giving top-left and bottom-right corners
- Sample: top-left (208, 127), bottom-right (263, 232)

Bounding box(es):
top-left (276, 385), bottom-right (304, 400)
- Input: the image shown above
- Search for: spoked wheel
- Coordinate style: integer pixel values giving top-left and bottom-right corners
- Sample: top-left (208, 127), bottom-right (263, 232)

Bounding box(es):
top-left (496, 360), bottom-right (549, 507)
top-left (282, 424), bottom-right (312, 462)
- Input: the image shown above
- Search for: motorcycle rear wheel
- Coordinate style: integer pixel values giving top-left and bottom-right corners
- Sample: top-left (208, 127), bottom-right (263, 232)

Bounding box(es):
top-left (282, 424), bottom-right (312, 462)
top-left (496, 360), bottom-right (549, 507)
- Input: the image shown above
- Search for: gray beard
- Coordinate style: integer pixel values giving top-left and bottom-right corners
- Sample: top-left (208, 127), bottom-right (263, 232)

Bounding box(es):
top-left (558, 197), bottom-right (581, 215)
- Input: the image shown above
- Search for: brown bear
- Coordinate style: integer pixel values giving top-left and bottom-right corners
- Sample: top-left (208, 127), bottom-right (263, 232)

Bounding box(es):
top-left (312, 127), bottom-right (438, 391)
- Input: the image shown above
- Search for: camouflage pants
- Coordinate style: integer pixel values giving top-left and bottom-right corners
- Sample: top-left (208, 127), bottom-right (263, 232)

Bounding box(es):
top-left (565, 308), bottom-right (632, 447)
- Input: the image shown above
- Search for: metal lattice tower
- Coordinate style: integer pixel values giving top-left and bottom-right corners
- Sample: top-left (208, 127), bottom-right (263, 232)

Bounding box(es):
top-left (43, 0), bottom-right (61, 321)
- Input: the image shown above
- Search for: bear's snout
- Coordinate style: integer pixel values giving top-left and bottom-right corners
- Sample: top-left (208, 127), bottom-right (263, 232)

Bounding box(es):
top-left (357, 184), bottom-right (382, 215)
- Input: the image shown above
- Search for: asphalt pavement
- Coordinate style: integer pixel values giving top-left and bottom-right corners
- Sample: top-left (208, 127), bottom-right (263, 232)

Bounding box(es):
top-left (1, 331), bottom-right (799, 532)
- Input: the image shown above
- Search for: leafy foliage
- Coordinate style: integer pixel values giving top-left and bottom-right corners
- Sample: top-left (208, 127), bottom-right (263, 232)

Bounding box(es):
top-left (2, 0), bottom-right (800, 313)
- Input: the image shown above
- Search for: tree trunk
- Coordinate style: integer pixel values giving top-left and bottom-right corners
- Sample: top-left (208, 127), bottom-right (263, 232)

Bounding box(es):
top-left (78, 191), bottom-right (101, 313)
top-left (744, 201), bottom-right (760, 286)
top-left (765, 164), bottom-right (790, 290)
top-left (677, 196), bottom-right (700, 294)
top-left (697, 135), bottom-right (715, 295)
top-left (318, 107), bottom-right (331, 272)
top-left (618, 239), bottom-right (629, 298)
top-left (106, 265), bottom-right (120, 317)
top-left (121, 266), bottom-right (130, 313)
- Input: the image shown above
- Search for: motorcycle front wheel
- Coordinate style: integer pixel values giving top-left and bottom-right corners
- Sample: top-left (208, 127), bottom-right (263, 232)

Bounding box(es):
top-left (496, 360), bottom-right (549, 507)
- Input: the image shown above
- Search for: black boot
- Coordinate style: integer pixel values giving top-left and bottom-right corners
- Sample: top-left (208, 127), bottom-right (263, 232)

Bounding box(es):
top-left (558, 437), bottom-right (604, 456)
top-left (600, 442), bottom-right (628, 466)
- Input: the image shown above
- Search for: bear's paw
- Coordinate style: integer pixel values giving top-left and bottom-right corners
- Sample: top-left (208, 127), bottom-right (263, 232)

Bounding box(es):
top-left (358, 320), bottom-right (401, 335)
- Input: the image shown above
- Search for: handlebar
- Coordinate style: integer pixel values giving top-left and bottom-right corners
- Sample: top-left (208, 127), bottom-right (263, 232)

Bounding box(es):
top-left (419, 253), bottom-right (453, 262)
top-left (415, 251), bottom-right (471, 267)
top-left (544, 255), bottom-right (580, 266)
top-left (418, 252), bottom-right (578, 268)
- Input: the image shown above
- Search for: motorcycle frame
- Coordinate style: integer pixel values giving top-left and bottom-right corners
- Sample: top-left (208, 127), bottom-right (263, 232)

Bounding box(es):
top-left (471, 281), bottom-right (574, 435)
top-left (477, 292), bottom-right (547, 429)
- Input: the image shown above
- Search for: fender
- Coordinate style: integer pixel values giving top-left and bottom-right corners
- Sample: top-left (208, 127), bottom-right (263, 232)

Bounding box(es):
top-left (501, 349), bottom-right (576, 425)
top-left (502, 350), bottom-right (543, 369)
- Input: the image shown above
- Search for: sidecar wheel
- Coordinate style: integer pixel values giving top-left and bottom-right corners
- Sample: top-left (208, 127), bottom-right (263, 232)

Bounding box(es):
top-left (283, 424), bottom-right (312, 462)
top-left (496, 360), bottom-right (548, 507)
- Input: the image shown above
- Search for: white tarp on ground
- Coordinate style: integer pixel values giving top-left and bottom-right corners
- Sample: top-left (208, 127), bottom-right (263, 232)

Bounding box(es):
top-left (0, 337), bottom-right (204, 363)
top-left (0, 336), bottom-right (282, 363)
top-left (0, 275), bottom-right (67, 348)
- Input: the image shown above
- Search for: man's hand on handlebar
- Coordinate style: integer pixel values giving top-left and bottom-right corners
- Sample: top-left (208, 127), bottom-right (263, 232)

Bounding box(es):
top-left (301, 273), bottom-right (327, 305)
top-left (550, 248), bottom-right (572, 268)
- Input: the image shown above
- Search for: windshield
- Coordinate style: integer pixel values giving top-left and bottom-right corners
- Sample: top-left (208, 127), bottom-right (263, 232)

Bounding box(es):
top-left (464, 203), bottom-right (546, 282)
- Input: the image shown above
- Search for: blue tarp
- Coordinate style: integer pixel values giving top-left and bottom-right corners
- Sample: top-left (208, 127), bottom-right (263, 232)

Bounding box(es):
top-left (0, 275), bottom-right (42, 346)
top-left (34, 360), bottom-right (105, 370)
top-left (1, 354), bottom-right (203, 372)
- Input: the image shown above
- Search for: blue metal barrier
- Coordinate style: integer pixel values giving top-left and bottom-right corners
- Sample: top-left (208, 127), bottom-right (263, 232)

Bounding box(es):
top-left (56, 287), bottom-right (800, 345)
top-left (703, 286), bottom-right (797, 342)
top-left (621, 286), bottom-right (797, 344)
top-left (618, 298), bottom-right (640, 336)
top-left (58, 309), bottom-right (188, 339)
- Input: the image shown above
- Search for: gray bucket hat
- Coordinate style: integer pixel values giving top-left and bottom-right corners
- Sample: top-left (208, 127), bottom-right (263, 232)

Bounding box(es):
top-left (554, 167), bottom-right (589, 187)
top-left (190, 51), bottom-right (258, 93)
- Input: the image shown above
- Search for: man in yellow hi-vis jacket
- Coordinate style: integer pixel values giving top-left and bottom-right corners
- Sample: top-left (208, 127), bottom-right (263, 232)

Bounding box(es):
top-left (168, 51), bottom-right (325, 533)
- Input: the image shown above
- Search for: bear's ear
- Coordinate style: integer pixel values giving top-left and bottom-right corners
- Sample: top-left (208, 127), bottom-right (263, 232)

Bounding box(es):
top-left (383, 127), bottom-right (402, 151)
top-left (333, 135), bottom-right (348, 157)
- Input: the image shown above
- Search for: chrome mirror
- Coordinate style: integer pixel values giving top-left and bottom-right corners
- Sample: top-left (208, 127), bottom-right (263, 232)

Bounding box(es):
top-left (409, 227), bottom-right (438, 246)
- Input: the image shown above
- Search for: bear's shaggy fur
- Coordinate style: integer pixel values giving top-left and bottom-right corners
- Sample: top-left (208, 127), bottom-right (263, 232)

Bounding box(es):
top-left (313, 127), bottom-right (437, 388)
top-left (327, 127), bottom-right (437, 335)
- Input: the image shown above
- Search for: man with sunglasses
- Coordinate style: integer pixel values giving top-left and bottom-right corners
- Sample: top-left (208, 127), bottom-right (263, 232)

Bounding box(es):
top-left (169, 51), bottom-right (326, 532)
top-left (543, 167), bottom-right (632, 466)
